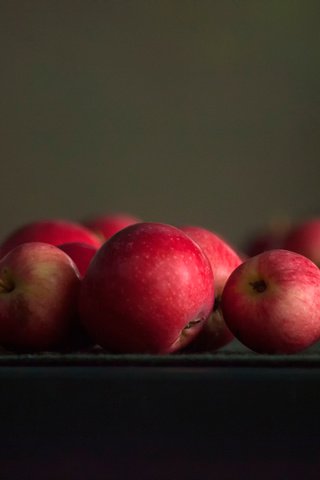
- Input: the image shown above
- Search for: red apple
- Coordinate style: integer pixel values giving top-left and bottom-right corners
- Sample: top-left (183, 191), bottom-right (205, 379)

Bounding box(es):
top-left (82, 213), bottom-right (141, 241)
top-left (78, 222), bottom-right (214, 353)
top-left (221, 249), bottom-right (320, 354)
top-left (179, 226), bottom-right (242, 351)
top-left (58, 242), bottom-right (98, 277)
top-left (283, 218), bottom-right (320, 267)
top-left (0, 242), bottom-right (81, 351)
top-left (0, 219), bottom-right (102, 258)
top-left (245, 219), bottom-right (291, 257)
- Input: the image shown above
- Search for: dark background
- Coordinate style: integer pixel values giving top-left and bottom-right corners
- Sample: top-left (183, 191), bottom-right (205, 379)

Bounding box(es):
top-left (1, 1), bottom-right (319, 248)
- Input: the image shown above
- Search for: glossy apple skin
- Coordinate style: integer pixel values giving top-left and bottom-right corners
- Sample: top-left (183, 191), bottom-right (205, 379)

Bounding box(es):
top-left (0, 219), bottom-right (102, 258)
top-left (180, 226), bottom-right (242, 351)
top-left (0, 242), bottom-right (81, 351)
top-left (83, 213), bottom-right (141, 241)
top-left (283, 218), bottom-right (320, 267)
top-left (221, 249), bottom-right (320, 354)
top-left (78, 222), bottom-right (214, 353)
top-left (58, 242), bottom-right (98, 278)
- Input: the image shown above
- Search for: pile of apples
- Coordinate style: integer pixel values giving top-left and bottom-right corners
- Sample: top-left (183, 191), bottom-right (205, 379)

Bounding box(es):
top-left (0, 213), bottom-right (320, 355)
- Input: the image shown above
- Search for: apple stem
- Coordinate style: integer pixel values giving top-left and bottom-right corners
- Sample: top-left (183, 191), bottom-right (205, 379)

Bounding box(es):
top-left (183, 318), bottom-right (202, 330)
top-left (249, 279), bottom-right (267, 293)
top-left (0, 277), bottom-right (14, 293)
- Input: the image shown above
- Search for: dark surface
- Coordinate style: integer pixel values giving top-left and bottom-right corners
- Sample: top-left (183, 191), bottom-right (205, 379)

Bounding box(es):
top-left (1, 343), bottom-right (320, 480)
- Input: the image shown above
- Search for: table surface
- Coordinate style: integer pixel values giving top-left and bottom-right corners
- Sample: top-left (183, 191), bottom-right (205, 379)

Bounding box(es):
top-left (1, 338), bottom-right (320, 366)
top-left (1, 341), bottom-right (320, 480)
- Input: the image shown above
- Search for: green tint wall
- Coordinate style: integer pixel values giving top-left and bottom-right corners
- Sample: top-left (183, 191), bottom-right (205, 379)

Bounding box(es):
top-left (0, 1), bottom-right (319, 247)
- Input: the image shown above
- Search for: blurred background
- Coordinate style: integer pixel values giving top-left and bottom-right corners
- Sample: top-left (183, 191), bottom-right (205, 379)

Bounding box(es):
top-left (0, 0), bottom-right (319, 248)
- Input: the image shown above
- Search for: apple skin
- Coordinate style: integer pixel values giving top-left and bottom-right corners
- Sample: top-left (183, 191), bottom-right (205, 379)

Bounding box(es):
top-left (82, 213), bottom-right (141, 241)
top-left (0, 242), bottom-right (81, 351)
top-left (221, 249), bottom-right (320, 354)
top-left (0, 219), bottom-right (102, 258)
top-left (179, 225), bottom-right (242, 351)
top-left (58, 242), bottom-right (98, 278)
top-left (78, 222), bottom-right (214, 354)
top-left (283, 218), bottom-right (320, 267)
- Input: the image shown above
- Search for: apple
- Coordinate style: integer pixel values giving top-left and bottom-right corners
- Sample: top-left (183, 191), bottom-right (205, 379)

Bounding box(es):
top-left (0, 219), bottom-right (102, 258)
top-left (283, 218), bottom-right (320, 267)
top-left (221, 249), bottom-right (320, 354)
top-left (245, 218), bottom-right (291, 257)
top-left (245, 230), bottom-right (285, 257)
top-left (0, 242), bottom-right (81, 351)
top-left (78, 222), bottom-right (214, 353)
top-left (58, 242), bottom-right (98, 277)
top-left (82, 213), bottom-right (141, 241)
top-left (179, 225), bottom-right (242, 351)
